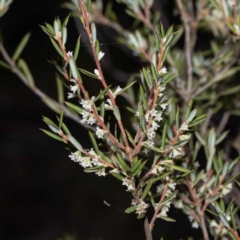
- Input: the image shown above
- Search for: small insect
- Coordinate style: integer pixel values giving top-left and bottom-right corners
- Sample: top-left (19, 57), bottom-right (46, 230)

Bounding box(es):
top-left (103, 200), bottom-right (111, 207)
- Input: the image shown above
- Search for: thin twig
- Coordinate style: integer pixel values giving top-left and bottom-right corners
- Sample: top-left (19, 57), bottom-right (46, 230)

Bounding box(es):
top-left (79, 0), bottom-right (130, 152)
top-left (0, 44), bottom-right (95, 130)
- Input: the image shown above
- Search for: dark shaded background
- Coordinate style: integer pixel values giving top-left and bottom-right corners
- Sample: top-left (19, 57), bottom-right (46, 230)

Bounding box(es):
top-left (0, 1), bottom-right (207, 240)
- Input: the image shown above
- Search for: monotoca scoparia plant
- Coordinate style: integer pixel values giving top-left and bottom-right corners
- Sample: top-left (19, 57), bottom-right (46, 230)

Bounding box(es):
top-left (1, 0), bottom-right (240, 239)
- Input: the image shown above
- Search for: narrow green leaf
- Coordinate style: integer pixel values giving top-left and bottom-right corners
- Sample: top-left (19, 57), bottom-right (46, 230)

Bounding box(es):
top-left (89, 131), bottom-right (99, 153)
top-left (42, 97), bottom-right (61, 114)
top-left (40, 129), bottom-right (63, 142)
top-left (171, 165), bottom-right (190, 173)
top-left (56, 74), bottom-right (64, 103)
top-left (125, 206), bottom-right (137, 214)
top-left (117, 153), bottom-right (131, 172)
top-left (159, 216), bottom-right (176, 222)
top-left (185, 99), bottom-right (193, 120)
top-left (18, 59), bottom-right (34, 87)
top-left (113, 105), bottom-right (121, 120)
top-left (45, 23), bottom-right (55, 35)
top-left (0, 60), bottom-right (10, 69)
top-left (187, 109), bottom-right (197, 122)
top-left (74, 36), bottom-right (81, 61)
top-left (131, 159), bottom-right (142, 173)
top-left (68, 135), bottom-right (82, 150)
top-left (50, 37), bottom-right (63, 57)
top-left (63, 13), bottom-right (71, 27)
top-left (58, 111), bottom-right (64, 129)
top-left (111, 172), bottom-right (124, 181)
top-left (133, 160), bottom-right (147, 177)
top-left (91, 23), bottom-right (97, 46)
top-left (94, 85), bottom-right (111, 102)
top-left (79, 68), bottom-right (100, 79)
top-left (69, 58), bottom-right (78, 79)
top-left (84, 166), bottom-right (104, 173)
top-left (219, 213), bottom-right (230, 228)
top-left (141, 181), bottom-right (152, 200)
top-left (125, 130), bottom-right (135, 146)
top-left (65, 101), bottom-right (83, 113)
top-left (117, 81), bottom-right (136, 96)
top-left (40, 25), bottom-right (55, 37)
top-left (161, 123), bottom-right (167, 149)
top-left (42, 116), bottom-right (58, 128)
top-left (12, 33), bottom-right (31, 61)
top-left (140, 85), bottom-right (148, 110)
top-left (224, 172), bottom-right (240, 186)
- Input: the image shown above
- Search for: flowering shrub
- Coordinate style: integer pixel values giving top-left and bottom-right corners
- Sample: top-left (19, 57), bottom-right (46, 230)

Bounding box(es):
top-left (1, 0), bottom-right (240, 239)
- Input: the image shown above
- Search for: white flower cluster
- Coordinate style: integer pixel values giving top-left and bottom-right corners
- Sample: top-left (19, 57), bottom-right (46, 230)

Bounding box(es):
top-left (131, 199), bottom-right (149, 215)
top-left (79, 98), bottom-right (97, 125)
top-left (69, 149), bottom-right (108, 176)
top-left (142, 109), bottom-right (163, 147)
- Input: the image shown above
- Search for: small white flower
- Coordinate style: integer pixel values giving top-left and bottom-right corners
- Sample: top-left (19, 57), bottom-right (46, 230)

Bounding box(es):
top-left (94, 69), bottom-right (101, 79)
top-left (136, 200), bottom-right (149, 215)
top-left (67, 51), bottom-right (73, 58)
top-left (144, 112), bottom-right (150, 122)
top-left (188, 216), bottom-right (194, 222)
top-left (165, 189), bottom-right (172, 196)
top-left (155, 113), bottom-right (163, 122)
top-left (180, 122), bottom-right (189, 131)
top-left (69, 151), bottom-right (81, 162)
top-left (179, 134), bottom-right (191, 141)
top-left (70, 79), bottom-right (79, 94)
top-left (210, 220), bottom-right (218, 228)
top-left (109, 168), bottom-right (120, 174)
top-left (122, 178), bottom-right (134, 191)
top-left (173, 199), bottom-right (184, 209)
top-left (151, 165), bottom-right (165, 175)
top-left (149, 109), bottom-right (157, 118)
top-left (98, 51), bottom-right (105, 61)
top-left (151, 121), bottom-right (160, 130)
top-left (96, 127), bottom-right (108, 139)
top-left (156, 184), bottom-right (164, 193)
top-left (170, 147), bottom-right (184, 159)
top-left (80, 99), bottom-right (92, 111)
top-left (135, 111), bottom-right (139, 117)
top-left (79, 157), bottom-right (92, 168)
top-left (160, 103), bottom-right (168, 110)
top-left (221, 183), bottom-right (232, 196)
top-left (67, 92), bottom-right (76, 99)
top-left (131, 199), bottom-right (138, 206)
top-left (158, 66), bottom-right (167, 75)
top-left (95, 168), bottom-right (107, 177)
top-left (105, 99), bottom-right (113, 110)
top-left (111, 86), bottom-right (122, 98)
top-left (192, 221), bottom-right (199, 229)
top-left (167, 181), bottom-right (176, 191)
